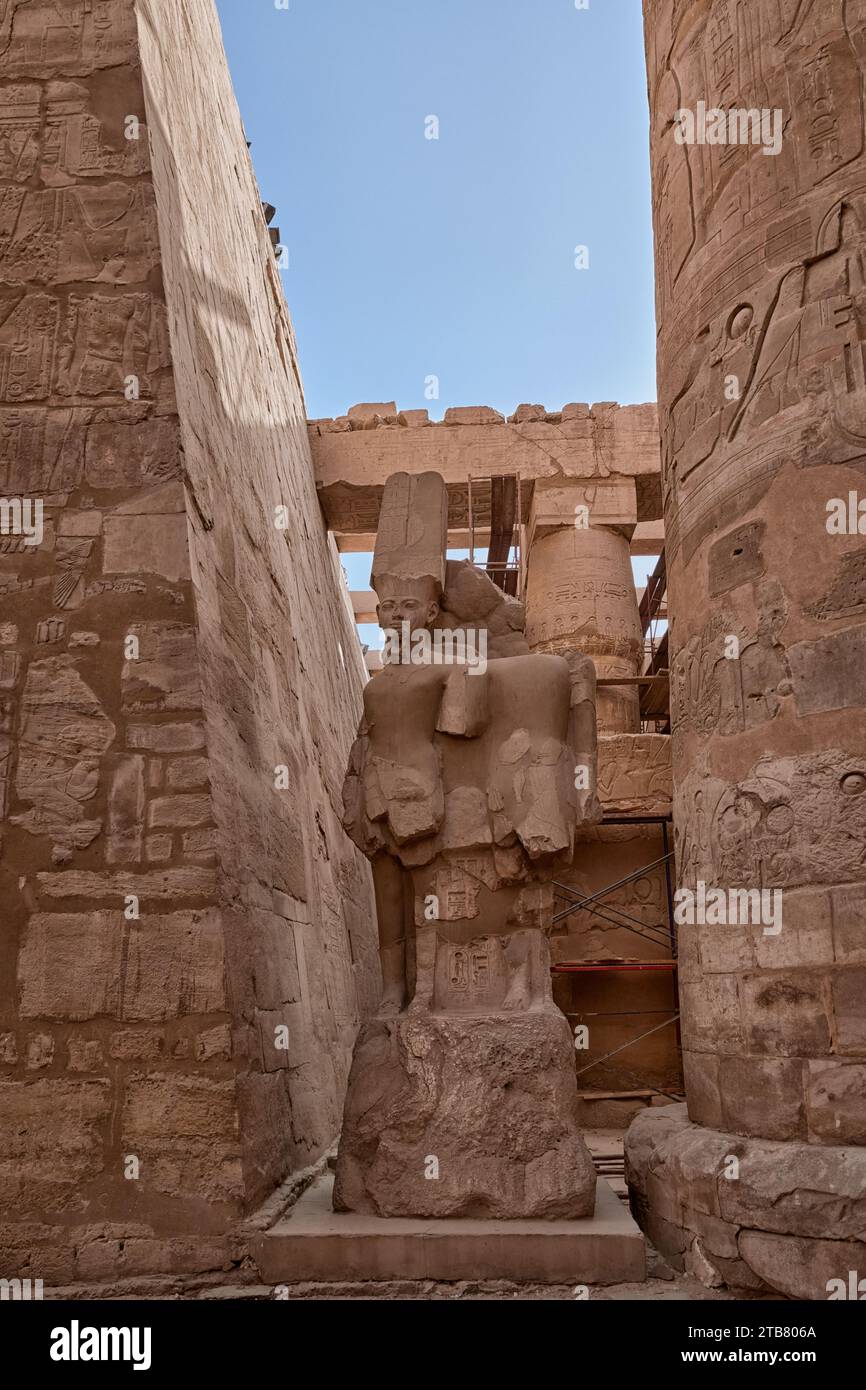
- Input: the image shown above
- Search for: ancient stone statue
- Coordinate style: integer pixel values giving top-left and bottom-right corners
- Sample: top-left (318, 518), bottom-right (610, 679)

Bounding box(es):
top-left (334, 470), bottom-right (602, 1219)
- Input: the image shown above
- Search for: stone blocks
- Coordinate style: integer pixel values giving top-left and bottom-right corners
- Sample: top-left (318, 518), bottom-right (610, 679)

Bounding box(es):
top-left (0, 0), bottom-right (378, 1288)
top-left (334, 1006), bottom-right (597, 1220)
top-left (625, 1105), bottom-right (866, 1299)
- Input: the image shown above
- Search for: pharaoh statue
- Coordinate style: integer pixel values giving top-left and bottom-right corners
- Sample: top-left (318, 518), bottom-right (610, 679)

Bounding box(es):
top-left (334, 470), bottom-right (602, 1220)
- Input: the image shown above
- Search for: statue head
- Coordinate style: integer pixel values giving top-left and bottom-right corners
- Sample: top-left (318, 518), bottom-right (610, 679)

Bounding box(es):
top-left (375, 574), bottom-right (441, 638)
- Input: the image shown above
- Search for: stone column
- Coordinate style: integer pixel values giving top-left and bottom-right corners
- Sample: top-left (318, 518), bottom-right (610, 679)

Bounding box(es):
top-left (525, 479), bottom-right (643, 732)
top-left (627, 0), bottom-right (866, 1299)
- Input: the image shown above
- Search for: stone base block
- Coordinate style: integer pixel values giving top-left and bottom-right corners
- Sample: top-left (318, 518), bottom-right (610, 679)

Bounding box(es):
top-left (624, 1104), bottom-right (866, 1300)
top-left (257, 1175), bottom-right (644, 1285)
top-left (334, 1005), bottom-right (597, 1219)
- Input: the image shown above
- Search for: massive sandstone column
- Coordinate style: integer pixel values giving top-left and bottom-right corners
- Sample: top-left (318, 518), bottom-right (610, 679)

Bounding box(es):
top-left (626, 0), bottom-right (866, 1297)
top-left (525, 478), bottom-right (643, 733)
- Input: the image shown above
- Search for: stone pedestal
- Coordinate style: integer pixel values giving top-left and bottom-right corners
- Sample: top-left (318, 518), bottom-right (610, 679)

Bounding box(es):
top-left (258, 1174), bottom-right (645, 1285)
top-left (334, 928), bottom-right (597, 1219)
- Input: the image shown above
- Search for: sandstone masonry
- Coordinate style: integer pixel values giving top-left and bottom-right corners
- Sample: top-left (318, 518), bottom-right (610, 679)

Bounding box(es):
top-left (0, 0), bottom-right (378, 1285)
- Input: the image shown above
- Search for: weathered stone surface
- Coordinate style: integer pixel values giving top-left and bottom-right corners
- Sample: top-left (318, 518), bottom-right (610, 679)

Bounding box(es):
top-left (121, 623), bottom-right (201, 713)
top-left (334, 1007), bottom-right (596, 1220)
top-left (347, 401), bottom-right (396, 420)
top-left (737, 1232), bottom-right (866, 1303)
top-left (0, 0), bottom-right (369, 1278)
top-left (806, 1060), bottom-right (866, 1144)
top-left (0, 2), bottom-right (139, 78)
top-left (529, 477), bottom-right (638, 545)
top-left (121, 1074), bottom-right (243, 1204)
top-left (147, 793), bottom-right (212, 829)
top-left (106, 753), bottom-right (146, 864)
top-left (260, 1173), bottom-right (645, 1286)
top-left (35, 867), bottom-right (216, 901)
top-left (127, 722), bottom-right (205, 752)
top-left (832, 885), bottom-right (866, 963)
top-left (0, 1080), bottom-right (111, 1212)
top-left (165, 756), bottom-right (209, 790)
top-left (443, 406), bottom-right (505, 425)
top-left (739, 969), bottom-right (831, 1058)
top-left (12, 656), bottom-right (115, 855)
top-left (18, 910), bottom-right (226, 1020)
top-left (0, 0), bottom-right (378, 1282)
top-left (526, 521), bottom-right (643, 732)
top-left (681, 1051), bottom-right (723, 1130)
top-left (625, 1107), bottom-right (866, 1297)
top-left (103, 513), bottom-right (190, 582)
top-left (832, 969), bottom-right (866, 1054)
top-left (85, 416), bottom-right (180, 487)
top-left (717, 1056), bottom-right (807, 1141)
top-left (719, 1141), bottom-right (866, 1243)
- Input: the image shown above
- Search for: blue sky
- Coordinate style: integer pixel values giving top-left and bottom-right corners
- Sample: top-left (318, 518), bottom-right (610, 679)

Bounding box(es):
top-left (214, 0), bottom-right (657, 636)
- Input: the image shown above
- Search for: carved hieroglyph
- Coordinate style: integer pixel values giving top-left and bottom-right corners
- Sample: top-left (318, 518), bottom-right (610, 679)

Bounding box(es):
top-left (335, 471), bottom-right (601, 1218)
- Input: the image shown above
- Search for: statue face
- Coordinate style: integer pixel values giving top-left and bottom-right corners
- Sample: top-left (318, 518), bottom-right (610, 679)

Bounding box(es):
top-left (377, 591), bottom-right (440, 637)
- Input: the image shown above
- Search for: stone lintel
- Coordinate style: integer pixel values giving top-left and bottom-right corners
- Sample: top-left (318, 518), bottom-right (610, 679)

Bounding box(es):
top-left (312, 402), bottom-right (662, 538)
top-left (350, 591), bottom-right (378, 623)
top-left (337, 522), bottom-right (664, 556)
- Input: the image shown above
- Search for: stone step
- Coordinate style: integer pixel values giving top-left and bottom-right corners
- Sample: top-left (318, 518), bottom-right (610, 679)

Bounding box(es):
top-left (255, 1175), bottom-right (646, 1286)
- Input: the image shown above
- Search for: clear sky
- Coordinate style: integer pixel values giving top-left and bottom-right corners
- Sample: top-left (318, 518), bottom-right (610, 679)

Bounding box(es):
top-left (214, 0), bottom-right (658, 638)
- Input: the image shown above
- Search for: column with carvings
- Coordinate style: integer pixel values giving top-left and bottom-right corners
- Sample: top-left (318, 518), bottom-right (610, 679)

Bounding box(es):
top-left (626, 0), bottom-right (866, 1298)
top-left (524, 478), bottom-right (644, 733)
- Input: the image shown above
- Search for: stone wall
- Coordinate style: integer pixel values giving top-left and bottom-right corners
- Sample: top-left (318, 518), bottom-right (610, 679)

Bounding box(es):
top-left (0, 0), bottom-right (378, 1285)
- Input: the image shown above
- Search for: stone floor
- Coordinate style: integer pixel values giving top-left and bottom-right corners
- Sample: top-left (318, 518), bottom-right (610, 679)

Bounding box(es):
top-left (45, 1270), bottom-right (774, 1301)
top-left (196, 1270), bottom-right (778, 1301)
top-left (39, 1133), bottom-right (785, 1301)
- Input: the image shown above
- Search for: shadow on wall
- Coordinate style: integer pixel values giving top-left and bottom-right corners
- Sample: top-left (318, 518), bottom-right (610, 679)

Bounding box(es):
top-left (136, 10), bottom-right (381, 1215)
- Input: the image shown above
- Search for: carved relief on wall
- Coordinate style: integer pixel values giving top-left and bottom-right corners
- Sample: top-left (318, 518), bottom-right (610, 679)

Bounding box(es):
top-left (671, 580), bottom-right (791, 739)
top-left (647, 0), bottom-right (866, 561)
top-left (675, 750), bottom-right (866, 892)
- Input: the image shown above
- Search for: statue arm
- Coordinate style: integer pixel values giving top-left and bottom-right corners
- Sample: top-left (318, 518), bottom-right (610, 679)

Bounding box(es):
top-left (436, 666), bottom-right (490, 738)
